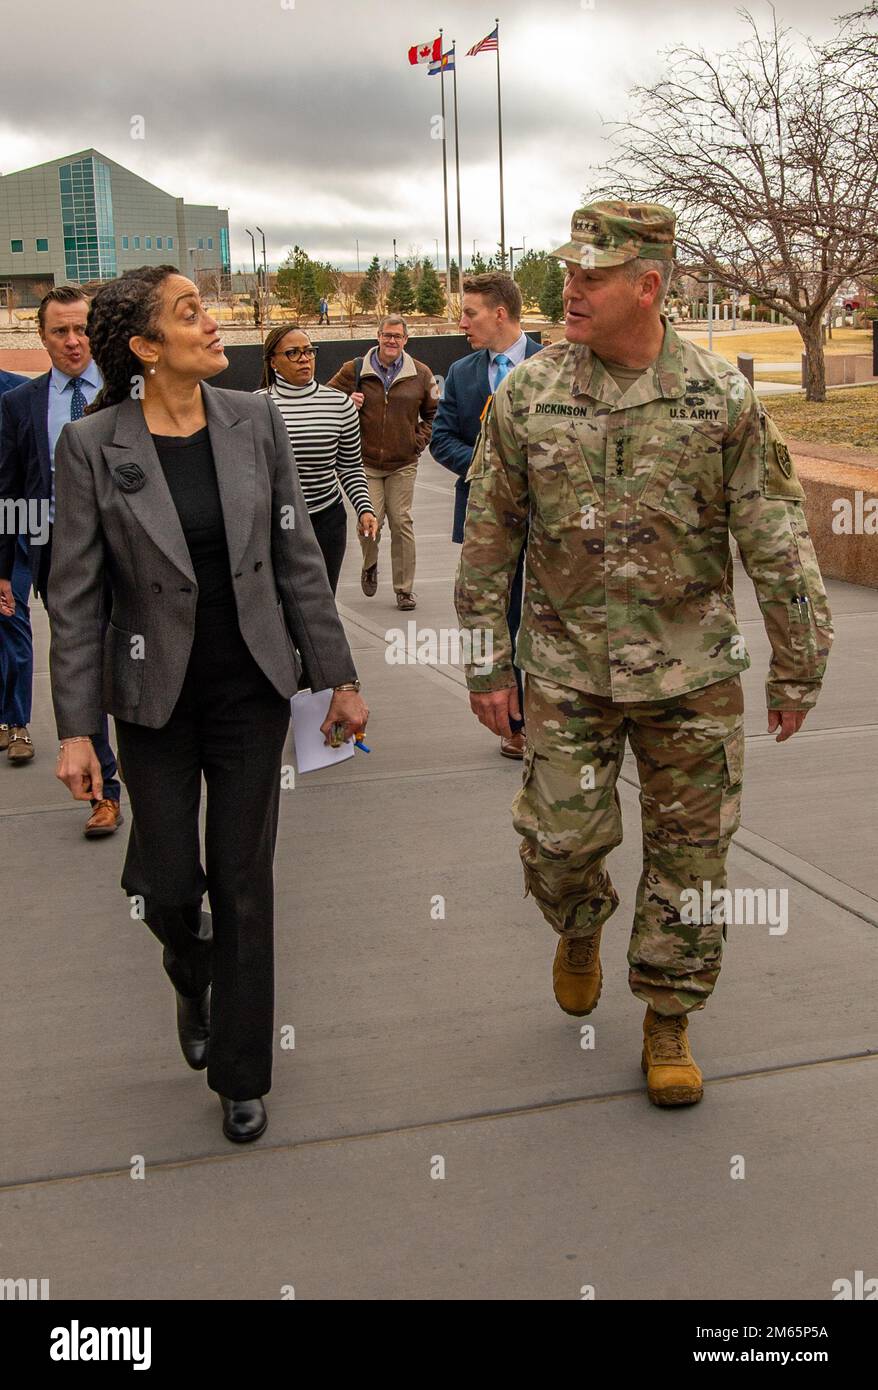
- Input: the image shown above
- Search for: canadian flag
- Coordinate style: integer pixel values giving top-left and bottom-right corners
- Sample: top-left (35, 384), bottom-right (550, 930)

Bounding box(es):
top-left (408, 37), bottom-right (442, 65)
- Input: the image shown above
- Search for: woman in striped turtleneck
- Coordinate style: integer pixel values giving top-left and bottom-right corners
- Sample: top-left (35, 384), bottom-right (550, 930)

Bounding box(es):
top-left (258, 324), bottom-right (377, 594)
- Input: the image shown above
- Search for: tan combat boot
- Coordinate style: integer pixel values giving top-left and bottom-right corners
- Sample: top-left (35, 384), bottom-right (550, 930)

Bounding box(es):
top-left (641, 1006), bottom-right (703, 1107)
top-left (552, 928), bottom-right (602, 1016)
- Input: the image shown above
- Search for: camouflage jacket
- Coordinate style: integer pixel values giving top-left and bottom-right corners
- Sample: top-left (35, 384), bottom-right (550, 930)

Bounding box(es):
top-left (454, 319), bottom-right (833, 708)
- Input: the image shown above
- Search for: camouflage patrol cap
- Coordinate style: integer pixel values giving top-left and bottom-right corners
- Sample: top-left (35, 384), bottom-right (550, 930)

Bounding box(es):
top-left (549, 200), bottom-right (676, 269)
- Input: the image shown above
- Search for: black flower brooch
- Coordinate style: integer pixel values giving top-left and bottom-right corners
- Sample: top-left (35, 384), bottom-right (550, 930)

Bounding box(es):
top-left (112, 462), bottom-right (147, 493)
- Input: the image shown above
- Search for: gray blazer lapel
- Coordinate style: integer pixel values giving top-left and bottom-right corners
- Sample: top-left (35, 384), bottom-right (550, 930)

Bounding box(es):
top-left (101, 396), bottom-right (195, 582)
top-left (203, 382), bottom-right (255, 574)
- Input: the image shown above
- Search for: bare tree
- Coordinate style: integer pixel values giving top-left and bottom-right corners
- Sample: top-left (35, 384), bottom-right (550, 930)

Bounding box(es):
top-left (592, 8), bottom-right (878, 400)
top-left (375, 266), bottom-right (392, 318)
top-left (334, 272), bottom-right (361, 338)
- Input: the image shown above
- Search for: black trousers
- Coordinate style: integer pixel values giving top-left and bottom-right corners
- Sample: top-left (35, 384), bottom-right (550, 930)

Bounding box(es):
top-left (308, 497), bottom-right (347, 597)
top-left (115, 612), bottom-right (291, 1100)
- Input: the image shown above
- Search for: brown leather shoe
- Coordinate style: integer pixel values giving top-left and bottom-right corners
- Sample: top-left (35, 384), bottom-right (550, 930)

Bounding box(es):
top-left (0, 724), bottom-right (10, 751)
top-left (499, 731), bottom-right (526, 759)
top-left (396, 591), bottom-right (417, 610)
top-left (84, 798), bottom-right (124, 838)
top-left (7, 726), bottom-right (34, 763)
top-left (641, 1006), bottom-right (703, 1107)
top-left (361, 563), bottom-right (378, 596)
top-left (553, 928), bottom-right (603, 1016)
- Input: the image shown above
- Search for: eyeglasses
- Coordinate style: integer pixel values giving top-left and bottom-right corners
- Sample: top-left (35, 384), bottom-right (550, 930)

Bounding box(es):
top-left (379, 333), bottom-right (405, 341)
top-left (280, 346), bottom-right (318, 360)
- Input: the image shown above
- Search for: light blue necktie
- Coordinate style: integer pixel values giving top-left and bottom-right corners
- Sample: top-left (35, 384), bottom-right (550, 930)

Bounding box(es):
top-left (70, 377), bottom-right (87, 420)
top-left (493, 353), bottom-right (512, 387)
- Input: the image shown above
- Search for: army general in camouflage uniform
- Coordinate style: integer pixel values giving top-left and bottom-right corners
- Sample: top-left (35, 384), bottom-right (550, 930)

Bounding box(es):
top-left (454, 201), bottom-right (833, 1107)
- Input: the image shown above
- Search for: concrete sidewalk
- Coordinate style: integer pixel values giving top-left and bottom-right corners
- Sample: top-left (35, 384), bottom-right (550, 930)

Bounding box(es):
top-left (1, 454), bottom-right (876, 1300)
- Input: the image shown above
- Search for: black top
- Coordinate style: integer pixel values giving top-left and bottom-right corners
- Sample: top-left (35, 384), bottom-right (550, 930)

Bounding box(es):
top-left (151, 426), bottom-right (235, 609)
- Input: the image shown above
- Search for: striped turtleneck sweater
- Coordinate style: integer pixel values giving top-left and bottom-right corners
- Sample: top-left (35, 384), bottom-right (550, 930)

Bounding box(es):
top-left (263, 376), bottom-right (373, 518)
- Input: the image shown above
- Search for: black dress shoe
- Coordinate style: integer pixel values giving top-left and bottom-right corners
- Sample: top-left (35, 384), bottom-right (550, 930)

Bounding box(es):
top-left (220, 1096), bottom-right (268, 1143)
top-left (175, 985), bottom-right (210, 1070)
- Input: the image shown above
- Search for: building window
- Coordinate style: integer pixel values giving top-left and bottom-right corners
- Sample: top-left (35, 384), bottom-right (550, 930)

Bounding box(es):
top-left (10, 240), bottom-right (23, 253)
top-left (133, 236), bottom-right (140, 248)
top-left (122, 236), bottom-right (129, 249)
top-left (167, 236), bottom-right (173, 249)
top-left (35, 238), bottom-right (49, 252)
top-left (197, 238), bottom-right (204, 249)
top-left (145, 237), bottom-right (152, 249)
top-left (156, 237), bottom-right (163, 249)
top-left (207, 237), bottom-right (213, 250)
top-left (58, 156), bottom-right (117, 283)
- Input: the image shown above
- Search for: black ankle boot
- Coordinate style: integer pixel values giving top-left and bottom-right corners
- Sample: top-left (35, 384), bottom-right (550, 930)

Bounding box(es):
top-left (175, 985), bottom-right (210, 1070)
top-left (220, 1096), bottom-right (268, 1143)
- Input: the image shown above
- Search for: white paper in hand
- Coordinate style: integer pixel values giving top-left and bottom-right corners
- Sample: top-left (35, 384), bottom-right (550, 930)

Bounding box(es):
top-left (291, 687), bottom-right (355, 773)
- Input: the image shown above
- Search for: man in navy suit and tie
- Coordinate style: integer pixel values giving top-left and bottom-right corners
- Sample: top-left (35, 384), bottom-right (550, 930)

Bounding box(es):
top-left (0, 286), bottom-right (121, 834)
top-left (432, 273), bottom-right (543, 758)
top-left (0, 365), bottom-right (31, 765)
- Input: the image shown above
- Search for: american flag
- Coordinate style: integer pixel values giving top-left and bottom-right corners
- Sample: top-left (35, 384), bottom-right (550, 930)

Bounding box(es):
top-left (467, 25), bottom-right (498, 56)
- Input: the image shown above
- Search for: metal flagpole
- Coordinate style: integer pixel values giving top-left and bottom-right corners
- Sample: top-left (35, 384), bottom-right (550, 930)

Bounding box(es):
top-left (451, 40), bottom-right (464, 302)
top-left (495, 17), bottom-right (506, 268)
top-left (439, 28), bottom-right (453, 321)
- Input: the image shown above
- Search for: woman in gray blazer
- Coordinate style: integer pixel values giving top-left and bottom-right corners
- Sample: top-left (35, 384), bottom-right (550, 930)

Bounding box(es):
top-left (50, 265), bottom-right (368, 1143)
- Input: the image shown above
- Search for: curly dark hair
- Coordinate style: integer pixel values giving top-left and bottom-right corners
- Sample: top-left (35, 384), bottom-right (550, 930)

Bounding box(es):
top-left (84, 265), bottom-right (179, 414)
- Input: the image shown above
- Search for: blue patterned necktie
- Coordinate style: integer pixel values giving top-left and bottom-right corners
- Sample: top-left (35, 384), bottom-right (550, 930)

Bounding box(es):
top-left (70, 377), bottom-right (86, 420)
top-left (493, 352), bottom-right (512, 386)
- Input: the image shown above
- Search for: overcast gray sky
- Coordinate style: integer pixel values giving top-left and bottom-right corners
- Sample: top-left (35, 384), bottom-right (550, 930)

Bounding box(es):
top-left (0, 0), bottom-right (851, 271)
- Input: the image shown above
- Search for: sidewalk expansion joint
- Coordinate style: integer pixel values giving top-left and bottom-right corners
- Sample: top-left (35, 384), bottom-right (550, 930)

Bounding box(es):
top-left (2, 1050), bottom-right (875, 1197)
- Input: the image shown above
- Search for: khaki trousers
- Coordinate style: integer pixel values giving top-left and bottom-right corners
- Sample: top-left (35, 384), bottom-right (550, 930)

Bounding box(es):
top-left (360, 462), bottom-right (417, 594)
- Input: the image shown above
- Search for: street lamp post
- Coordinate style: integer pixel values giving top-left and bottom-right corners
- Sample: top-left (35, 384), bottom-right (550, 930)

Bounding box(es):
top-left (245, 228), bottom-right (262, 341)
top-left (255, 225), bottom-right (268, 328)
top-left (509, 245), bottom-right (523, 274)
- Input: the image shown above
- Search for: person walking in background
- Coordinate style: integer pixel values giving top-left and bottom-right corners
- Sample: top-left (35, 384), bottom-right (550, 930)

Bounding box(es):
top-left (329, 315), bottom-right (437, 611)
top-left (49, 265), bottom-right (367, 1143)
top-left (257, 325), bottom-right (377, 595)
top-left (318, 295), bottom-right (330, 325)
top-left (0, 367), bottom-right (31, 763)
top-left (0, 288), bottom-right (122, 832)
top-left (432, 273), bottom-right (542, 759)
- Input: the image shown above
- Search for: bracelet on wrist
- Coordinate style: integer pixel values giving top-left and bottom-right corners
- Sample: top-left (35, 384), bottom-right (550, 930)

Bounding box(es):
top-left (333, 681), bottom-right (361, 693)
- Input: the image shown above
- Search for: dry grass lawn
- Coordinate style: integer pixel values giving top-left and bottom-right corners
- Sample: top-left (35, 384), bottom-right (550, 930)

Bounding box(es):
top-left (688, 326), bottom-right (872, 363)
top-left (763, 386), bottom-right (878, 450)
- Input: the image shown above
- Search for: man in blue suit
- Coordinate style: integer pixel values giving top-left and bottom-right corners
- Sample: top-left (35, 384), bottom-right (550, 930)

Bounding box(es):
top-left (432, 273), bottom-right (543, 758)
top-left (0, 286), bottom-right (121, 834)
top-left (0, 366), bottom-right (32, 764)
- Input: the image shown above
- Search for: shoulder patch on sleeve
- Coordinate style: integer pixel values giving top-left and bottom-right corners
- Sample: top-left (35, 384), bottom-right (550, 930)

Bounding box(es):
top-left (762, 415), bottom-right (805, 501)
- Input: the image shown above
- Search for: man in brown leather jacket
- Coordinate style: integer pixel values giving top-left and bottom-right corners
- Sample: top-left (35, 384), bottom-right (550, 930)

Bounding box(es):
top-left (330, 315), bottom-right (437, 610)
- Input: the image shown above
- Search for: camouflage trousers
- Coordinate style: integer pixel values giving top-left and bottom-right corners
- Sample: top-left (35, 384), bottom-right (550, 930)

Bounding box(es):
top-left (512, 674), bottom-right (745, 1016)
